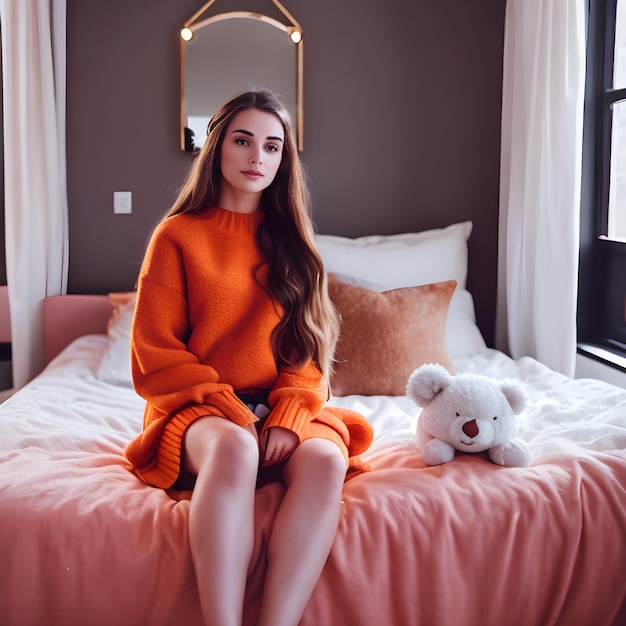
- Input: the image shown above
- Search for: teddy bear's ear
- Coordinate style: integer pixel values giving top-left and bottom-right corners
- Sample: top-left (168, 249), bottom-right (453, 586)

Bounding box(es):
top-left (499, 381), bottom-right (526, 414)
top-left (406, 363), bottom-right (452, 407)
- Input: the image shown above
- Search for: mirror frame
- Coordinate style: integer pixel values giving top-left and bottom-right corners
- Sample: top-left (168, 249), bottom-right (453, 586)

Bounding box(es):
top-left (180, 2), bottom-right (304, 152)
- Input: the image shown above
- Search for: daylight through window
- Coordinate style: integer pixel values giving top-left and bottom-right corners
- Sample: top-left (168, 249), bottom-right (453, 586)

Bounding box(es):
top-left (608, 0), bottom-right (626, 240)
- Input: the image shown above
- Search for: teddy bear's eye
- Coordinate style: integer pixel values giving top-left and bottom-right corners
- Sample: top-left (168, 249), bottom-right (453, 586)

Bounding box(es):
top-left (493, 416), bottom-right (498, 421)
top-left (456, 412), bottom-right (460, 417)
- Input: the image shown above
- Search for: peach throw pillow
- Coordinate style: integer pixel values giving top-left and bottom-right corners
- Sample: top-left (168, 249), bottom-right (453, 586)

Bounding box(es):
top-left (328, 276), bottom-right (456, 396)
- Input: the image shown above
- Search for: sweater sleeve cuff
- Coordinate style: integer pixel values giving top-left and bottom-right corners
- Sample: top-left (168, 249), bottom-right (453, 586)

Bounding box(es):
top-left (261, 395), bottom-right (316, 440)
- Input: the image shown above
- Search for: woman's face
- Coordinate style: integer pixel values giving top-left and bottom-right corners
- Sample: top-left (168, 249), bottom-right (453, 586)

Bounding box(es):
top-left (218, 108), bottom-right (285, 212)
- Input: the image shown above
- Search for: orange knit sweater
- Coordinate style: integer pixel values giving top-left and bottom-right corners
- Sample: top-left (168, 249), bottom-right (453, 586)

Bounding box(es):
top-left (124, 207), bottom-right (373, 488)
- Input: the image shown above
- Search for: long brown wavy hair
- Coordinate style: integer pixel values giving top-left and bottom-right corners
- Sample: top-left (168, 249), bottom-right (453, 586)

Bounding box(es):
top-left (165, 90), bottom-right (339, 378)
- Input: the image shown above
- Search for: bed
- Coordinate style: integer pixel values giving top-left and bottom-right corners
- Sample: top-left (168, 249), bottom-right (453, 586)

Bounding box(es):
top-left (1, 221), bottom-right (625, 626)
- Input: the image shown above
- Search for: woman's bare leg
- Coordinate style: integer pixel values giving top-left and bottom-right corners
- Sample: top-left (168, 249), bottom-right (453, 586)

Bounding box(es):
top-left (256, 438), bottom-right (347, 626)
top-left (184, 417), bottom-right (259, 626)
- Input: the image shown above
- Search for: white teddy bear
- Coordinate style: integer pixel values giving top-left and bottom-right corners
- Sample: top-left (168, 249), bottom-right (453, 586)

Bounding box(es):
top-left (406, 363), bottom-right (531, 467)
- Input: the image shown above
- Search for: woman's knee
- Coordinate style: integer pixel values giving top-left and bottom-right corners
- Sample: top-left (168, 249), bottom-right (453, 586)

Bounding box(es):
top-left (285, 439), bottom-right (347, 489)
top-left (184, 417), bottom-right (259, 479)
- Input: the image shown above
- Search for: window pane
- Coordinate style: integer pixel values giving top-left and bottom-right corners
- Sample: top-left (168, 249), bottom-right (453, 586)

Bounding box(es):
top-left (608, 100), bottom-right (626, 240)
top-left (615, 0), bottom-right (626, 88)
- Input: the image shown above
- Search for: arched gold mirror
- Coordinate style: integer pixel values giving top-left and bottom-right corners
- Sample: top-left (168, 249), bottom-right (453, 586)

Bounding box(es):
top-left (180, 1), bottom-right (303, 153)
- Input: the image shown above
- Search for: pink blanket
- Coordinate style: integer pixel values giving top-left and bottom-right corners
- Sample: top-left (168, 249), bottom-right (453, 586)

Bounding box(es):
top-left (1, 337), bottom-right (625, 625)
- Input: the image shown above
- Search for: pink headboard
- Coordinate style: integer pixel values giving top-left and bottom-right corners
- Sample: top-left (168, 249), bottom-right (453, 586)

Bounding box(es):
top-left (43, 295), bottom-right (114, 364)
top-left (0, 286), bottom-right (10, 343)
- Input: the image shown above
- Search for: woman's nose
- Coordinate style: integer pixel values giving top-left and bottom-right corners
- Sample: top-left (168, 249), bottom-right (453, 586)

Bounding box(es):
top-left (250, 149), bottom-right (263, 165)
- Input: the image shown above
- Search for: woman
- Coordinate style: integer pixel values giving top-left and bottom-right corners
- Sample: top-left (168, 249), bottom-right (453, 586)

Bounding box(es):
top-left (124, 89), bottom-right (373, 626)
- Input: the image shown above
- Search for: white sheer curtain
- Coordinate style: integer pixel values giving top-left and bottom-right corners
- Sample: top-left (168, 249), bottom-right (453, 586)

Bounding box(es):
top-left (496, 0), bottom-right (586, 376)
top-left (1, 0), bottom-right (68, 388)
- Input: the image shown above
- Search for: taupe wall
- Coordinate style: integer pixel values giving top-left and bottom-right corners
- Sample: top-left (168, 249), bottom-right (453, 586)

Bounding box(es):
top-left (10, 0), bottom-right (505, 345)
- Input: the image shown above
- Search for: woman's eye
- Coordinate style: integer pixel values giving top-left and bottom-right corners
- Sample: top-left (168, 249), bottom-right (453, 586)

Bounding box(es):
top-left (235, 138), bottom-right (249, 146)
top-left (265, 144), bottom-right (278, 152)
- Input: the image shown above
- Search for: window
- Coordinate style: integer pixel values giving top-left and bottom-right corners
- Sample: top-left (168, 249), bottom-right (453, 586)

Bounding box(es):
top-left (578, 0), bottom-right (626, 366)
top-left (606, 1), bottom-right (626, 240)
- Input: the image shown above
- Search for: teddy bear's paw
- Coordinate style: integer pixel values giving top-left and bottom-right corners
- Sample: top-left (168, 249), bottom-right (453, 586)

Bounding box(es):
top-left (421, 439), bottom-right (455, 465)
top-left (489, 439), bottom-right (531, 467)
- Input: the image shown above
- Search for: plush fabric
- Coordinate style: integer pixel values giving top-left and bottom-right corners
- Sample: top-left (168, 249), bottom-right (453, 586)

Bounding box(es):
top-left (407, 363), bottom-right (531, 467)
top-left (328, 276), bottom-right (456, 396)
top-left (316, 223), bottom-right (488, 359)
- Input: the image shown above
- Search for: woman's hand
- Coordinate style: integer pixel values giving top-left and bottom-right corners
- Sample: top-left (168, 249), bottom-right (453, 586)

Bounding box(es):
top-left (263, 426), bottom-right (298, 466)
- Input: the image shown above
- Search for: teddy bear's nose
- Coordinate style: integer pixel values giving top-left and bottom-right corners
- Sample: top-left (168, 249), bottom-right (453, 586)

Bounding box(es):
top-left (462, 419), bottom-right (479, 438)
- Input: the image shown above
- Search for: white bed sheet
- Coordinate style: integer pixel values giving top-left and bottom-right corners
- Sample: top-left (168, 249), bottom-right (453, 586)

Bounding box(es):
top-left (3, 337), bottom-right (625, 466)
top-left (330, 348), bottom-right (626, 459)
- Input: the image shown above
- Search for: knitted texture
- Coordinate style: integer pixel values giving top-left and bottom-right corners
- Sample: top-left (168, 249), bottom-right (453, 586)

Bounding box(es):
top-left (124, 208), bottom-right (373, 488)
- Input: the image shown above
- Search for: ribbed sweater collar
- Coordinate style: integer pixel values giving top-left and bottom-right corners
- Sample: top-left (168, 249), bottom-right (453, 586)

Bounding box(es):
top-left (198, 206), bottom-right (265, 234)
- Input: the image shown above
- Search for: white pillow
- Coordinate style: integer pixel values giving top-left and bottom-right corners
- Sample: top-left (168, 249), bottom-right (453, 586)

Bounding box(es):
top-left (317, 222), bottom-right (487, 359)
top-left (96, 294), bottom-right (135, 387)
top-left (316, 221), bottom-right (472, 290)
top-left (446, 288), bottom-right (488, 359)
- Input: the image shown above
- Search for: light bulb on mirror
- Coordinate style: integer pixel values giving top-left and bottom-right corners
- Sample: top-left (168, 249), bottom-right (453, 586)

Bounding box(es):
top-left (288, 27), bottom-right (302, 44)
top-left (180, 27), bottom-right (193, 42)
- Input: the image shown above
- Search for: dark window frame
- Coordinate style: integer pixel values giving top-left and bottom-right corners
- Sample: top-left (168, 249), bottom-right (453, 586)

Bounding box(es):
top-left (578, 0), bottom-right (626, 369)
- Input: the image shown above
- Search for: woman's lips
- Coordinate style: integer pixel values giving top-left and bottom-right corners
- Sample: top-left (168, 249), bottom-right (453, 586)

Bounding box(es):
top-left (242, 170), bottom-right (263, 179)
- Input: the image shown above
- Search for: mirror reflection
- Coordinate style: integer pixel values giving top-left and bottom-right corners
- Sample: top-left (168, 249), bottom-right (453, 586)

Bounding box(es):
top-left (181, 14), bottom-right (302, 153)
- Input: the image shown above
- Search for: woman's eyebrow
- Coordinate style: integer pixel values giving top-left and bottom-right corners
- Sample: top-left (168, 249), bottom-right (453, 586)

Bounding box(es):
top-left (231, 129), bottom-right (284, 142)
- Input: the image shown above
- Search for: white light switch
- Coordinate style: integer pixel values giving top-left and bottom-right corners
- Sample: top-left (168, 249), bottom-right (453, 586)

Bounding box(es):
top-left (113, 191), bottom-right (132, 214)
